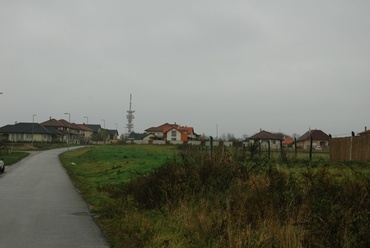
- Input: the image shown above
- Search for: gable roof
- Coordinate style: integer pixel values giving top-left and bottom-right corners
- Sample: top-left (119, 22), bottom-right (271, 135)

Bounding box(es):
top-left (41, 118), bottom-right (68, 128)
top-left (358, 129), bottom-right (370, 136)
top-left (0, 123), bottom-right (62, 135)
top-left (145, 123), bottom-right (174, 132)
top-left (282, 136), bottom-right (294, 145)
top-left (77, 124), bottom-right (94, 132)
top-left (297, 129), bottom-right (329, 141)
top-left (145, 123), bottom-right (195, 135)
top-left (85, 124), bottom-right (101, 133)
top-left (128, 132), bottom-right (146, 140)
top-left (249, 130), bottom-right (282, 140)
top-left (108, 129), bottom-right (119, 136)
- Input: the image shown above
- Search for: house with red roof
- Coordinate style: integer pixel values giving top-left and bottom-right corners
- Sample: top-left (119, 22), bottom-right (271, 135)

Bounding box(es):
top-left (41, 118), bottom-right (93, 143)
top-left (145, 123), bottom-right (197, 141)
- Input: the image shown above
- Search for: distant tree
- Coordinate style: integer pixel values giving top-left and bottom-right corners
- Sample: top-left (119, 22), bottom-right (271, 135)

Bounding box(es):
top-left (273, 132), bottom-right (286, 139)
top-left (227, 133), bottom-right (238, 142)
top-left (219, 133), bottom-right (238, 142)
top-left (92, 129), bottom-right (109, 141)
top-left (242, 134), bottom-right (249, 141)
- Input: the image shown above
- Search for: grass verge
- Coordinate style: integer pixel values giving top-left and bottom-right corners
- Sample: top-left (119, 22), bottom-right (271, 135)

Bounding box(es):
top-left (0, 151), bottom-right (29, 165)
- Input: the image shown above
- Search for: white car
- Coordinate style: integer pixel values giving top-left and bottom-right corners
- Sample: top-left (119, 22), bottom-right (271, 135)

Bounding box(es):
top-left (0, 158), bottom-right (4, 173)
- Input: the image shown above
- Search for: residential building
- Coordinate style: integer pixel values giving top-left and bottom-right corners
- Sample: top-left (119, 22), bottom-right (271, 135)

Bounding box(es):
top-left (41, 118), bottom-right (81, 143)
top-left (248, 130), bottom-right (283, 149)
top-left (0, 122), bottom-right (63, 142)
top-left (145, 122), bottom-right (198, 141)
top-left (358, 127), bottom-right (370, 136)
top-left (296, 129), bottom-right (329, 149)
top-left (77, 124), bottom-right (94, 141)
top-left (108, 129), bottom-right (119, 141)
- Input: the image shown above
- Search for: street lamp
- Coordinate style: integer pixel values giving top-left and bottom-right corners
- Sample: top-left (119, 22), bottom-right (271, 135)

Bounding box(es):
top-left (101, 119), bottom-right (105, 128)
top-left (32, 114), bottom-right (36, 146)
top-left (83, 116), bottom-right (88, 124)
top-left (114, 123), bottom-right (118, 130)
top-left (64, 113), bottom-right (71, 146)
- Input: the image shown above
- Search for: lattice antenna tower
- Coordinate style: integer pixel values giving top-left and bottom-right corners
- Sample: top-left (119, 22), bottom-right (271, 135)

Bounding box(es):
top-left (126, 93), bottom-right (135, 135)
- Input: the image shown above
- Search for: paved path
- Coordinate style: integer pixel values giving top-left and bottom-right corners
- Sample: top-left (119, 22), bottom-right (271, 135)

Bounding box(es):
top-left (0, 148), bottom-right (109, 248)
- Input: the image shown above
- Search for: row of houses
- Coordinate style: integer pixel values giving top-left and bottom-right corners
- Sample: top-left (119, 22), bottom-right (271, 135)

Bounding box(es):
top-left (127, 122), bottom-right (334, 149)
top-left (248, 129), bottom-right (330, 150)
top-left (128, 122), bottom-right (370, 150)
top-left (0, 118), bottom-right (119, 143)
top-left (2, 117), bottom-right (368, 150)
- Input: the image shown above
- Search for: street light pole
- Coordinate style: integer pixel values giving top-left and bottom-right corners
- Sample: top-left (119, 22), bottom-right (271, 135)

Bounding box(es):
top-left (101, 119), bottom-right (105, 129)
top-left (32, 114), bottom-right (36, 146)
top-left (84, 116), bottom-right (88, 124)
top-left (64, 113), bottom-right (71, 149)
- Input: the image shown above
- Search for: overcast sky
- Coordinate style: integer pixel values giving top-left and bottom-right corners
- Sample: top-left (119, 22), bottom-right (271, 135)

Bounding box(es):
top-left (1, 0), bottom-right (369, 138)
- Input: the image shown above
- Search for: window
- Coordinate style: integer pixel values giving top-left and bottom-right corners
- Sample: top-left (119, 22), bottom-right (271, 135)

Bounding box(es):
top-left (171, 131), bottom-right (177, 137)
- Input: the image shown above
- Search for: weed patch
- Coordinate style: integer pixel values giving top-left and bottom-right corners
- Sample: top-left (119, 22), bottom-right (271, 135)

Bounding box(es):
top-left (61, 145), bottom-right (370, 247)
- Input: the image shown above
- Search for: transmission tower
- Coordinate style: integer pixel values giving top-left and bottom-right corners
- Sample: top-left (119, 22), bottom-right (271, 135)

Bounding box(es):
top-left (126, 93), bottom-right (135, 136)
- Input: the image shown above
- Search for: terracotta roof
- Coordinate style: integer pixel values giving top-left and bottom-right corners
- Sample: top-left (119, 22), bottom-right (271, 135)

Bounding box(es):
top-left (41, 118), bottom-right (67, 128)
top-left (297, 129), bottom-right (329, 141)
top-left (145, 123), bottom-right (176, 133)
top-left (77, 124), bottom-right (94, 132)
top-left (146, 123), bottom-right (195, 135)
top-left (283, 136), bottom-right (294, 145)
top-left (249, 130), bottom-right (282, 140)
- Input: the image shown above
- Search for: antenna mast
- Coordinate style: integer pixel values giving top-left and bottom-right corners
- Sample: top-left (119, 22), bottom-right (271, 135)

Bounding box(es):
top-left (126, 94), bottom-right (135, 136)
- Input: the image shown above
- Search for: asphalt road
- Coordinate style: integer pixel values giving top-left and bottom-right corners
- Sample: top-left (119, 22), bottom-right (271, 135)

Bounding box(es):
top-left (0, 148), bottom-right (109, 248)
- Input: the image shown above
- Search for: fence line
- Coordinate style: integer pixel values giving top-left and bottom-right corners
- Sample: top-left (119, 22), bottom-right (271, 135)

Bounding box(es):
top-left (330, 135), bottom-right (370, 162)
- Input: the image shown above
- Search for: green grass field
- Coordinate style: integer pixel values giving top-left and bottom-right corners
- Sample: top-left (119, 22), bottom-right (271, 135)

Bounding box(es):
top-left (60, 145), bottom-right (370, 248)
top-left (0, 151), bottom-right (29, 165)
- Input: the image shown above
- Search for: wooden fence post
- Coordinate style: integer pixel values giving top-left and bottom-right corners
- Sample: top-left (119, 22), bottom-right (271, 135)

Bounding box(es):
top-left (210, 136), bottom-right (213, 160)
top-left (309, 136), bottom-right (313, 161)
top-left (294, 138), bottom-right (297, 158)
top-left (280, 139), bottom-right (283, 160)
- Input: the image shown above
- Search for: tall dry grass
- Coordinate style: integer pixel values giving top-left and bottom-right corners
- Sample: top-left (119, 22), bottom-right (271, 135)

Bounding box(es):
top-left (97, 147), bottom-right (370, 247)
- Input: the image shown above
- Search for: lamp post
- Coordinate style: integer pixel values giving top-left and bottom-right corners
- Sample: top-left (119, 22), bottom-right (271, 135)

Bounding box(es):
top-left (32, 114), bottom-right (36, 146)
top-left (114, 123), bottom-right (118, 130)
top-left (64, 113), bottom-right (71, 148)
top-left (101, 119), bottom-right (105, 129)
top-left (83, 116), bottom-right (88, 124)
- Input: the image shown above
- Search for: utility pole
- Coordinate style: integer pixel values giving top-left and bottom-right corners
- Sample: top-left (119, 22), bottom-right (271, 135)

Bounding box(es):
top-left (64, 112), bottom-right (71, 150)
top-left (32, 114), bottom-right (36, 146)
